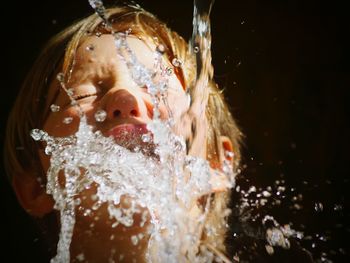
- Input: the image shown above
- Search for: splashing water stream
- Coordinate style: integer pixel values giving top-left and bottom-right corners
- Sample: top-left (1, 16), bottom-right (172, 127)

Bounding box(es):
top-left (30, 0), bottom-right (238, 262)
top-left (29, 0), bottom-right (332, 262)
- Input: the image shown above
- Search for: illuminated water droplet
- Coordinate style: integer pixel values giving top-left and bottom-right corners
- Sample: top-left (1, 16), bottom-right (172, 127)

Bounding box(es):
top-left (56, 72), bottom-right (65, 82)
top-left (30, 129), bottom-right (44, 141)
top-left (125, 28), bottom-right (132, 35)
top-left (131, 235), bottom-right (138, 245)
top-left (314, 202), bottom-right (323, 212)
top-left (50, 104), bottom-right (60, 112)
top-left (262, 191), bottom-right (271, 197)
top-left (142, 133), bottom-right (151, 143)
top-left (194, 46), bottom-right (199, 53)
top-left (76, 253), bottom-right (85, 262)
top-left (165, 67), bottom-right (173, 76)
top-left (334, 204), bottom-right (343, 211)
top-left (265, 245), bottom-right (274, 255)
top-left (172, 58), bottom-right (182, 67)
top-left (94, 109), bottom-right (107, 122)
top-left (156, 44), bottom-right (165, 53)
top-left (63, 117), bottom-right (73, 124)
top-left (45, 144), bottom-right (54, 155)
top-left (66, 88), bottom-right (74, 96)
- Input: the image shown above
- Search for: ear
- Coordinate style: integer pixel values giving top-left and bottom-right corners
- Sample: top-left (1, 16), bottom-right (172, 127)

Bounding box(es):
top-left (12, 172), bottom-right (54, 218)
top-left (218, 136), bottom-right (234, 166)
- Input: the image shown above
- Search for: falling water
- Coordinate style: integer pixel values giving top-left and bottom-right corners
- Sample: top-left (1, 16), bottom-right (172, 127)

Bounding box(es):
top-left (29, 0), bottom-right (237, 262)
top-left (28, 0), bottom-right (341, 263)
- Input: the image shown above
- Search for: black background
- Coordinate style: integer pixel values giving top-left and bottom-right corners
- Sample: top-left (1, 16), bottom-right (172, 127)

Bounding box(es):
top-left (1, 0), bottom-right (348, 262)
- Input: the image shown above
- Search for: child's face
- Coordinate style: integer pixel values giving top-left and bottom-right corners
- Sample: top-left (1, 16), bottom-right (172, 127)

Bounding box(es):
top-left (43, 34), bottom-right (204, 157)
top-left (37, 34), bottom-right (210, 261)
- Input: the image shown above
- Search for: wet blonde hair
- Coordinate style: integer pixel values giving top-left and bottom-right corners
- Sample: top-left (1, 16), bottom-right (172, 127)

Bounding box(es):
top-left (4, 5), bottom-right (242, 259)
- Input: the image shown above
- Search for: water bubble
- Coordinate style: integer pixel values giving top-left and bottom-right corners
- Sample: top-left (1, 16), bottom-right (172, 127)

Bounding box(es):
top-left (171, 58), bottom-right (182, 67)
top-left (50, 104), bottom-right (60, 112)
top-left (63, 117), bottom-right (73, 124)
top-left (94, 109), bottom-right (107, 122)
top-left (30, 129), bottom-right (44, 141)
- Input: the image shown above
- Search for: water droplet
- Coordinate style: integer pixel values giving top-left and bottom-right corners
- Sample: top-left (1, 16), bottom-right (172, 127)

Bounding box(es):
top-left (165, 67), bottom-right (173, 76)
top-left (262, 191), bottom-right (271, 197)
top-left (45, 144), bottom-right (54, 155)
top-left (314, 202), bottom-right (323, 212)
top-left (86, 44), bottom-right (95, 51)
top-left (30, 129), bottom-right (44, 141)
top-left (94, 109), bottom-right (107, 122)
top-left (248, 186), bottom-right (256, 193)
top-left (56, 72), bottom-right (65, 82)
top-left (50, 104), bottom-right (60, 112)
top-left (225, 151), bottom-right (234, 159)
top-left (142, 133), bottom-right (151, 143)
top-left (63, 117), bottom-right (73, 124)
top-left (194, 46), bottom-right (199, 53)
top-left (333, 204), bottom-right (343, 211)
top-left (131, 235), bottom-right (138, 245)
top-left (125, 28), bottom-right (132, 35)
top-left (66, 88), bottom-right (74, 96)
top-left (76, 253), bottom-right (85, 262)
top-left (171, 58), bottom-right (182, 67)
top-left (156, 44), bottom-right (165, 54)
top-left (265, 245), bottom-right (274, 255)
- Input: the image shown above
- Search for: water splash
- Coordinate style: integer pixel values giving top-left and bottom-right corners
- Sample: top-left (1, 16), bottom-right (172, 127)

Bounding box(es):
top-left (29, 0), bottom-right (237, 262)
top-left (29, 0), bottom-right (330, 262)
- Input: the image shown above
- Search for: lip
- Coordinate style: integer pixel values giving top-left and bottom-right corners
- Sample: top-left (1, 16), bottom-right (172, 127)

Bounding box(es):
top-left (106, 123), bottom-right (157, 157)
top-left (107, 123), bottom-right (149, 140)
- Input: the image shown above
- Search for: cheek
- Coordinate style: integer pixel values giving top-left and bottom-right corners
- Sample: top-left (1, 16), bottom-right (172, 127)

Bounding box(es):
top-left (44, 109), bottom-right (80, 137)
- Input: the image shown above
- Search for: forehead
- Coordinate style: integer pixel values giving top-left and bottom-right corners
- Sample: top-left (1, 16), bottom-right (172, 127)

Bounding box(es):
top-left (75, 34), bottom-right (157, 69)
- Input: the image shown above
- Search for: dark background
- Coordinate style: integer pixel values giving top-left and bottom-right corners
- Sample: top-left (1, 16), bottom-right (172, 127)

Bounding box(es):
top-left (1, 0), bottom-right (348, 262)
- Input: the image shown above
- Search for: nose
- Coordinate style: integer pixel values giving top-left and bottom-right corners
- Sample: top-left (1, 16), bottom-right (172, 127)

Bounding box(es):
top-left (105, 89), bottom-right (141, 119)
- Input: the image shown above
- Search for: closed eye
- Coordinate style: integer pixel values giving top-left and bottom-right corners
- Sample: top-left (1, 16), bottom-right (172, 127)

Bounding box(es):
top-left (73, 93), bottom-right (98, 100)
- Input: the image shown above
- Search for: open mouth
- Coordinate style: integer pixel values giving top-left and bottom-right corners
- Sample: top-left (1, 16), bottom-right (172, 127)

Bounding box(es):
top-left (107, 123), bottom-right (156, 155)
